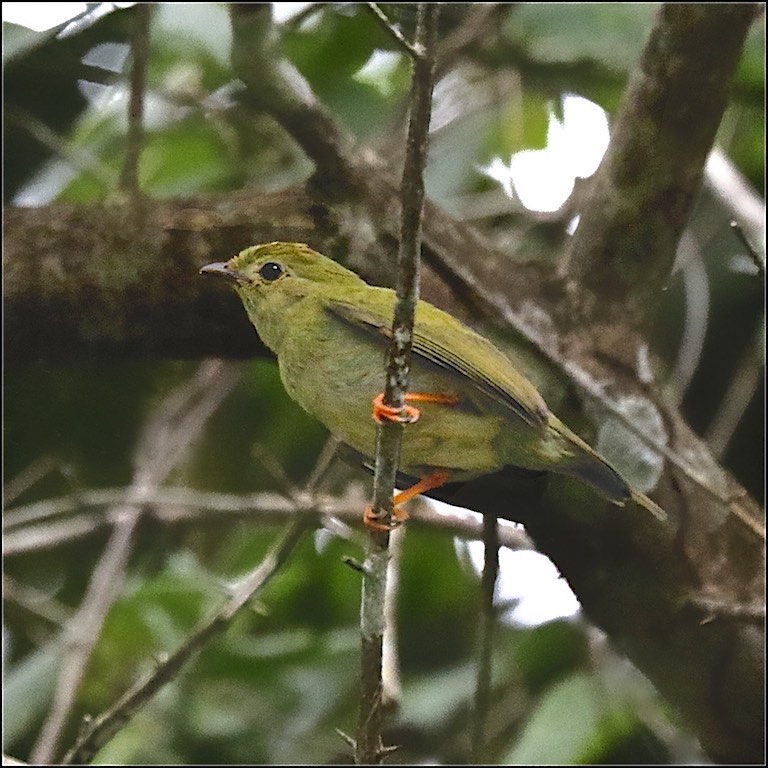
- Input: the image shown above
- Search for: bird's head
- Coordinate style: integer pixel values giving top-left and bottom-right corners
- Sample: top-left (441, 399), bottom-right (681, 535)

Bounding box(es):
top-left (200, 242), bottom-right (363, 298)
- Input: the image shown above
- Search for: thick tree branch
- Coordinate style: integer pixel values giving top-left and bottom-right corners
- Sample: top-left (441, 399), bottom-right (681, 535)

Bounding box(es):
top-left (3, 4), bottom-right (764, 762)
top-left (564, 3), bottom-right (762, 326)
top-left (3, 191), bottom-right (318, 363)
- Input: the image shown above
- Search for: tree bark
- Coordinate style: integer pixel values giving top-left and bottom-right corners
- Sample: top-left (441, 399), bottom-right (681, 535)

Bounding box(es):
top-left (5, 179), bottom-right (764, 762)
top-left (565, 3), bottom-right (762, 328)
top-left (3, 2), bottom-right (764, 762)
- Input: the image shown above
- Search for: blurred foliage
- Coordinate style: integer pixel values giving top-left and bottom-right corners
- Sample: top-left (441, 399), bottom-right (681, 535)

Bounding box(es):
top-left (3, 2), bottom-right (763, 764)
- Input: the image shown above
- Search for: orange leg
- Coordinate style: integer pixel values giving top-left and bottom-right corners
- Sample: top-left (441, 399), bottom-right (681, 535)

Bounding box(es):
top-left (372, 392), bottom-right (460, 425)
top-left (364, 471), bottom-right (451, 532)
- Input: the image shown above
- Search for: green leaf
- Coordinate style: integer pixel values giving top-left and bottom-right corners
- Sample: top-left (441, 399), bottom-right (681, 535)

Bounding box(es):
top-left (503, 671), bottom-right (603, 764)
top-left (3, 642), bottom-right (62, 746)
top-left (514, 619), bottom-right (588, 694)
top-left (505, 4), bottom-right (658, 73)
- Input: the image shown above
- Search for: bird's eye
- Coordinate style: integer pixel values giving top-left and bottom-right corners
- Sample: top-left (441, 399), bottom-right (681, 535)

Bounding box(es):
top-left (259, 262), bottom-right (285, 282)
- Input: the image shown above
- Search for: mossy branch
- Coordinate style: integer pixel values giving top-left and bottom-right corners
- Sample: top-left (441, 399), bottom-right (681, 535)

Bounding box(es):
top-left (564, 3), bottom-right (761, 327)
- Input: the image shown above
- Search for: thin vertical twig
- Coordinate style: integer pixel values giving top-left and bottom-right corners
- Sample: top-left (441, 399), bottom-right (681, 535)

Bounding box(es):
top-left (356, 4), bottom-right (439, 764)
top-left (118, 4), bottom-right (152, 196)
top-left (472, 514), bottom-right (499, 761)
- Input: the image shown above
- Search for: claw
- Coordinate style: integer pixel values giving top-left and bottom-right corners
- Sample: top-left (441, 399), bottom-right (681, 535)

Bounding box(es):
top-left (362, 471), bottom-right (451, 532)
top-left (364, 504), bottom-right (410, 532)
top-left (372, 393), bottom-right (420, 424)
top-left (371, 392), bottom-right (459, 425)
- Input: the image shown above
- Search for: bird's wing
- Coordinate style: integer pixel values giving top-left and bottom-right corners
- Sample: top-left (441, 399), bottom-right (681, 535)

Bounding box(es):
top-left (326, 295), bottom-right (549, 428)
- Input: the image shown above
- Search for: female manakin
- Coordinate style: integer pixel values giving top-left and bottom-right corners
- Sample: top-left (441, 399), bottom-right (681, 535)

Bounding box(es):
top-left (201, 242), bottom-right (665, 530)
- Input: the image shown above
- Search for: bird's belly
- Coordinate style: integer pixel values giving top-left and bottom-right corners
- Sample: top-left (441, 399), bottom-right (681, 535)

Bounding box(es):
top-left (398, 413), bottom-right (505, 476)
top-left (278, 340), bottom-right (506, 477)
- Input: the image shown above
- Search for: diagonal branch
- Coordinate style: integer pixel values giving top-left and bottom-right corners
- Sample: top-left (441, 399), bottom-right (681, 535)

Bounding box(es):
top-left (564, 3), bottom-right (761, 327)
top-left (30, 360), bottom-right (241, 763)
top-left (366, 3), bottom-right (424, 60)
top-left (229, 4), bottom-right (360, 190)
top-left (61, 516), bottom-right (312, 765)
top-left (58, 415), bottom-right (340, 764)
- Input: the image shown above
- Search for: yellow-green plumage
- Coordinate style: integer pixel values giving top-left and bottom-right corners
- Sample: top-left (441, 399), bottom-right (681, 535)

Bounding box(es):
top-left (201, 242), bottom-right (664, 520)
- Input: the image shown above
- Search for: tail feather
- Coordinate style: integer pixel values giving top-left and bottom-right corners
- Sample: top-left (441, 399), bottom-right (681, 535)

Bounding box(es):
top-left (629, 488), bottom-right (667, 521)
top-left (558, 424), bottom-right (667, 521)
top-left (561, 451), bottom-right (631, 504)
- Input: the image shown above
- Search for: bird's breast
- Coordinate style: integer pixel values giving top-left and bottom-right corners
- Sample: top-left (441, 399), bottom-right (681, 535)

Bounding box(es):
top-left (275, 310), bottom-right (510, 476)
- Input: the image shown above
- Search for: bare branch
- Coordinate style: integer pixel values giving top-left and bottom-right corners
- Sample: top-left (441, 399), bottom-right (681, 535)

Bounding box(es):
top-left (666, 232), bottom-right (709, 404)
top-left (3, 455), bottom-right (60, 506)
top-left (31, 361), bottom-right (241, 763)
top-left (30, 504), bottom-right (139, 763)
top-left (3, 576), bottom-right (73, 627)
top-left (118, 4), bottom-right (152, 198)
top-left (706, 147), bottom-right (766, 273)
top-left (358, 6), bottom-right (439, 763)
top-left (366, 3), bottom-right (424, 60)
top-left (59, 427), bottom-right (343, 763)
top-left (3, 486), bottom-right (534, 556)
top-left (705, 320), bottom-right (765, 458)
top-left (61, 516), bottom-right (312, 765)
top-left (5, 107), bottom-right (114, 191)
top-left (229, 4), bottom-right (360, 190)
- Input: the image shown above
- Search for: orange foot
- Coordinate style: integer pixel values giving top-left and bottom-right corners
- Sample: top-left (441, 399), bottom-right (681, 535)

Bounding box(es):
top-left (372, 392), bottom-right (460, 425)
top-left (364, 502), bottom-right (410, 533)
top-left (364, 471), bottom-right (451, 532)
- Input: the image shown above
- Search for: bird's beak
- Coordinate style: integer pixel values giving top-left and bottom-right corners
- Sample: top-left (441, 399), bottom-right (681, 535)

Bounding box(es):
top-left (199, 262), bottom-right (252, 284)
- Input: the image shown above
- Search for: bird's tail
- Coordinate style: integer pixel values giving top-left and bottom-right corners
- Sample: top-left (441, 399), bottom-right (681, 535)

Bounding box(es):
top-left (556, 419), bottom-right (667, 521)
top-left (628, 487), bottom-right (667, 521)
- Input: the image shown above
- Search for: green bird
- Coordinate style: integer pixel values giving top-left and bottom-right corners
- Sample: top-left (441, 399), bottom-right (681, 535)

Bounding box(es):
top-left (201, 242), bottom-right (665, 529)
